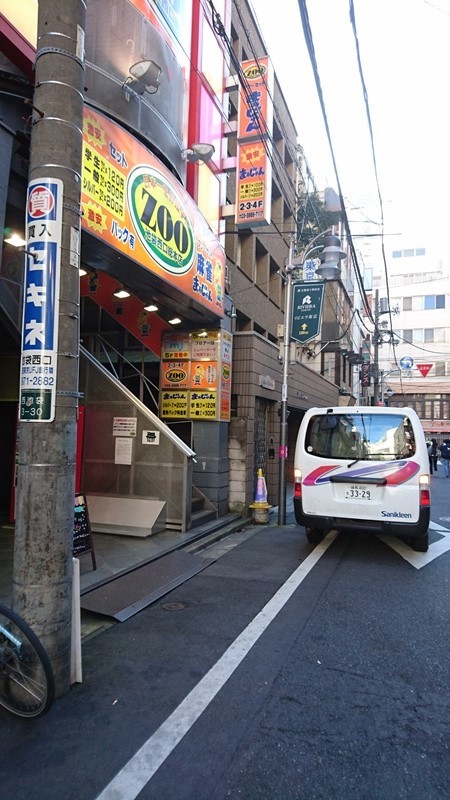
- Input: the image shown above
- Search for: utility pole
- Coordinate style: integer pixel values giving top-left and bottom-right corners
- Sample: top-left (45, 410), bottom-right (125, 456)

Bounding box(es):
top-left (13, 0), bottom-right (86, 696)
top-left (278, 242), bottom-right (295, 525)
top-left (373, 288), bottom-right (380, 405)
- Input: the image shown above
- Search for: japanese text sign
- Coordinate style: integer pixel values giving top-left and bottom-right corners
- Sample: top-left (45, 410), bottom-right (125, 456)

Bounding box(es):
top-left (291, 282), bottom-right (325, 344)
top-left (19, 178), bottom-right (63, 422)
top-left (81, 108), bottom-right (225, 317)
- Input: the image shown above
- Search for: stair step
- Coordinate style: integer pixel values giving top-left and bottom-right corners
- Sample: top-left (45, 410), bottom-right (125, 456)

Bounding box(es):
top-left (191, 496), bottom-right (205, 513)
top-left (190, 508), bottom-right (218, 529)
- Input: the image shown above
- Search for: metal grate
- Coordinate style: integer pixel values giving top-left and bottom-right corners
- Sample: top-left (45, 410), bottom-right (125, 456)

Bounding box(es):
top-left (80, 551), bottom-right (214, 621)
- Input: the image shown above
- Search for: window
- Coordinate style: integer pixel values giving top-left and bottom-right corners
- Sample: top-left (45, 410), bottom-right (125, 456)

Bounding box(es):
top-left (424, 295), bottom-right (446, 310)
top-left (403, 297), bottom-right (412, 311)
top-left (306, 412), bottom-right (416, 461)
top-left (406, 328), bottom-right (446, 343)
top-left (391, 248), bottom-right (426, 259)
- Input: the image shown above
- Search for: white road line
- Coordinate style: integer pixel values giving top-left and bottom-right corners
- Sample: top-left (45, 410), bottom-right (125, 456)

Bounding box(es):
top-left (95, 531), bottom-right (338, 800)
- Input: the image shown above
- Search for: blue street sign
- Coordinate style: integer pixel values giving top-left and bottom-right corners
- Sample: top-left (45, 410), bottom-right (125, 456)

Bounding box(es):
top-left (19, 178), bottom-right (63, 422)
top-left (399, 356), bottom-right (414, 370)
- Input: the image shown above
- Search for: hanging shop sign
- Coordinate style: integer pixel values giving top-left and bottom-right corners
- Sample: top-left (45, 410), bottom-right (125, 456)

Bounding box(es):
top-left (237, 57), bottom-right (274, 141)
top-left (235, 141), bottom-right (273, 227)
top-left (235, 56), bottom-right (273, 228)
top-left (159, 330), bottom-right (232, 421)
top-left (361, 338), bottom-right (371, 388)
top-left (291, 282), bottom-right (325, 345)
top-left (19, 178), bottom-right (64, 422)
top-left (81, 108), bottom-right (224, 317)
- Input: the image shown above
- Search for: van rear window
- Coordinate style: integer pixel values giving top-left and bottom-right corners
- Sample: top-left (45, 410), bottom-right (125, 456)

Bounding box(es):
top-left (306, 412), bottom-right (416, 461)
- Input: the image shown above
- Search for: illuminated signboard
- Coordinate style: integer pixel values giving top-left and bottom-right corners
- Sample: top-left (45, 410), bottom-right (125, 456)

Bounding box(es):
top-left (235, 57), bottom-right (273, 228)
top-left (159, 330), bottom-right (232, 422)
top-left (81, 108), bottom-right (225, 317)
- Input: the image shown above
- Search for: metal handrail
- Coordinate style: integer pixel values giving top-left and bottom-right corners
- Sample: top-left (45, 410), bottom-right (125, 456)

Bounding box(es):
top-left (83, 334), bottom-right (160, 412)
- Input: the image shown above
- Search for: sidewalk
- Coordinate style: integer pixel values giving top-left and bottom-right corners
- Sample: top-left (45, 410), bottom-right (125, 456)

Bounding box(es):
top-left (0, 490), bottom-right (294, 610)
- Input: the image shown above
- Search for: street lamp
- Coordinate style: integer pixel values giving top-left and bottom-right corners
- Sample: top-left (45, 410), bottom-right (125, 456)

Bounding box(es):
top-left (278, 231), bottom-right (346, 525)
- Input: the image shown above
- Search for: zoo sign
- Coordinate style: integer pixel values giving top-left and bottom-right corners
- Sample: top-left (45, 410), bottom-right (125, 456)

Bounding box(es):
top-left (127, 166), bottom-right (195, 275)
top-left (81, 108), bottom-right (224, 316)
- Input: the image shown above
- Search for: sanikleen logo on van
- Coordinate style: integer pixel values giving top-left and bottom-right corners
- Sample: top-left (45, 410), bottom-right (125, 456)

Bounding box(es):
top-left (381, 511), bottom-right (412, 518)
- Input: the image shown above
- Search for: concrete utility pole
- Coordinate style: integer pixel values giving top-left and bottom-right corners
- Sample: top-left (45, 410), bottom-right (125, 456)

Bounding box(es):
top-left (13, 0), bottom-right (86, 695)
top-left (373, 288), bottom-right (380, 405)
top-left (278, 242), bottom-right (295, 526)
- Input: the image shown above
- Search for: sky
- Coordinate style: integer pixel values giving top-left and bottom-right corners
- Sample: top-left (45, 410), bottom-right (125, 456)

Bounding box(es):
top-left (251, 0), bottom-right (450, 250)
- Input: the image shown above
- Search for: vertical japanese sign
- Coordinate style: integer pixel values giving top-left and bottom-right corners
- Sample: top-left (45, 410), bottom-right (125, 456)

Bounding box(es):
top-left (361, 337), bottom-right (371, 389)
top-left (291, 282), bottom-right (325, 344)
top-left (19, 178), bottom-right (63, 422)
top-left (235, 57), bottom-right (273, 228)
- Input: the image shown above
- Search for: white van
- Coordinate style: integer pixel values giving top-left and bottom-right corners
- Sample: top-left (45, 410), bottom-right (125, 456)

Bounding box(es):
top-left (293, 406), bottom-right (430, 551)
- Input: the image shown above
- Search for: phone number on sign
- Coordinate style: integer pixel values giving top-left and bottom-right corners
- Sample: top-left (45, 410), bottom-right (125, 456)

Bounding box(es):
top-left (21, 376), bottom-right (55, 387)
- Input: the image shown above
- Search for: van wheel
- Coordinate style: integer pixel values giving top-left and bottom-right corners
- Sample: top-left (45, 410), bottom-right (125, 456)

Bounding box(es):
top-left (410, 533), bottom-right (429, 553)
top-left (305, 527), bottom-right (325, 545)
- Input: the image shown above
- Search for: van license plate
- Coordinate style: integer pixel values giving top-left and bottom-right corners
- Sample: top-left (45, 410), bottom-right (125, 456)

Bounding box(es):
top-left (345, 485), bottom-right (372, 500)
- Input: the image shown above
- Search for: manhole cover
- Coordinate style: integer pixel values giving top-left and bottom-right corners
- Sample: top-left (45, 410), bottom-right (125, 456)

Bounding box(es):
top-left (161, 601), bottom-right (186, 611)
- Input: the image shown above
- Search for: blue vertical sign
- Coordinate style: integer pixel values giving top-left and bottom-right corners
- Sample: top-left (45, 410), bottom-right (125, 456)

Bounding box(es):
top-left (19, 179), bottom-right (63, 422)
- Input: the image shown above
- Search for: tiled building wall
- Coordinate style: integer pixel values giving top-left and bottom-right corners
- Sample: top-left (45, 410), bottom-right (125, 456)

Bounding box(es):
top-left (229, 333), bottom-right (339, 511)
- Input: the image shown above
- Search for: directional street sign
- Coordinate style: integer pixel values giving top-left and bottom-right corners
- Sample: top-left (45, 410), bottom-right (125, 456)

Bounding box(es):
top-left (291, 282), bottom-right (324, 345)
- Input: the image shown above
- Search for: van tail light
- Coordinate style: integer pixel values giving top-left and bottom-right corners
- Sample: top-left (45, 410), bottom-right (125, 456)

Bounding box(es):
top-left (294, 469), bottom-right (302, 499)
top-left (419, 474), bottom-right (430, 507)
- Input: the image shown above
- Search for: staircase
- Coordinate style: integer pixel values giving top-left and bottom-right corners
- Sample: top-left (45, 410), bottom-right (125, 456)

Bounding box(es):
top-left (191, 485), bottom-right (218, 529)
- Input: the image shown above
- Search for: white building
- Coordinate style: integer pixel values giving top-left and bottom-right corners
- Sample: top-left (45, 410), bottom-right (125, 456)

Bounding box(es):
top-left (373, 233), bottom-right (450, 438)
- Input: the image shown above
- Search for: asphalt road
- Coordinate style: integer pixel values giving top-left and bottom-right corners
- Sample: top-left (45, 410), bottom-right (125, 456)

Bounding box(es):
top-left (1, 473), bottom-right (449, 800)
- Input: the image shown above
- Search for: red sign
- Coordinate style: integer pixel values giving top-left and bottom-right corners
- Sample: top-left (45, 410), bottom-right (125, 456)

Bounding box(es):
top-left (417, 363), bottom-right (433, 377)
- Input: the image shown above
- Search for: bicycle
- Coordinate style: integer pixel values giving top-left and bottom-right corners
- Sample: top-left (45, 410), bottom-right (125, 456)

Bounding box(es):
top-left (0, 602), bottom-right (55, 718)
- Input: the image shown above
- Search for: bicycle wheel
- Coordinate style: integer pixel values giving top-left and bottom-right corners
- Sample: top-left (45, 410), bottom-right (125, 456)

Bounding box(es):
top-left (0, 603), bottom-right (55, 718)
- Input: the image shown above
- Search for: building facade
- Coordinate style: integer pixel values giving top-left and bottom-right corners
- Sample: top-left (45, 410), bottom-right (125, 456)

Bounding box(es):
top-left (0, 0), bottom-right (347, 536)
top-left (373, 234), bottom-right (450, 440)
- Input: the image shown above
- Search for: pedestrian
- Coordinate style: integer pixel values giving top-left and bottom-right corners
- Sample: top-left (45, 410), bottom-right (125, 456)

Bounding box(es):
top-left (439, 439), bottom-right (450, 477)
top-left (427, 441), bottom-right (434, 474)
top-left (431, 438), bottom-right (438, 473)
